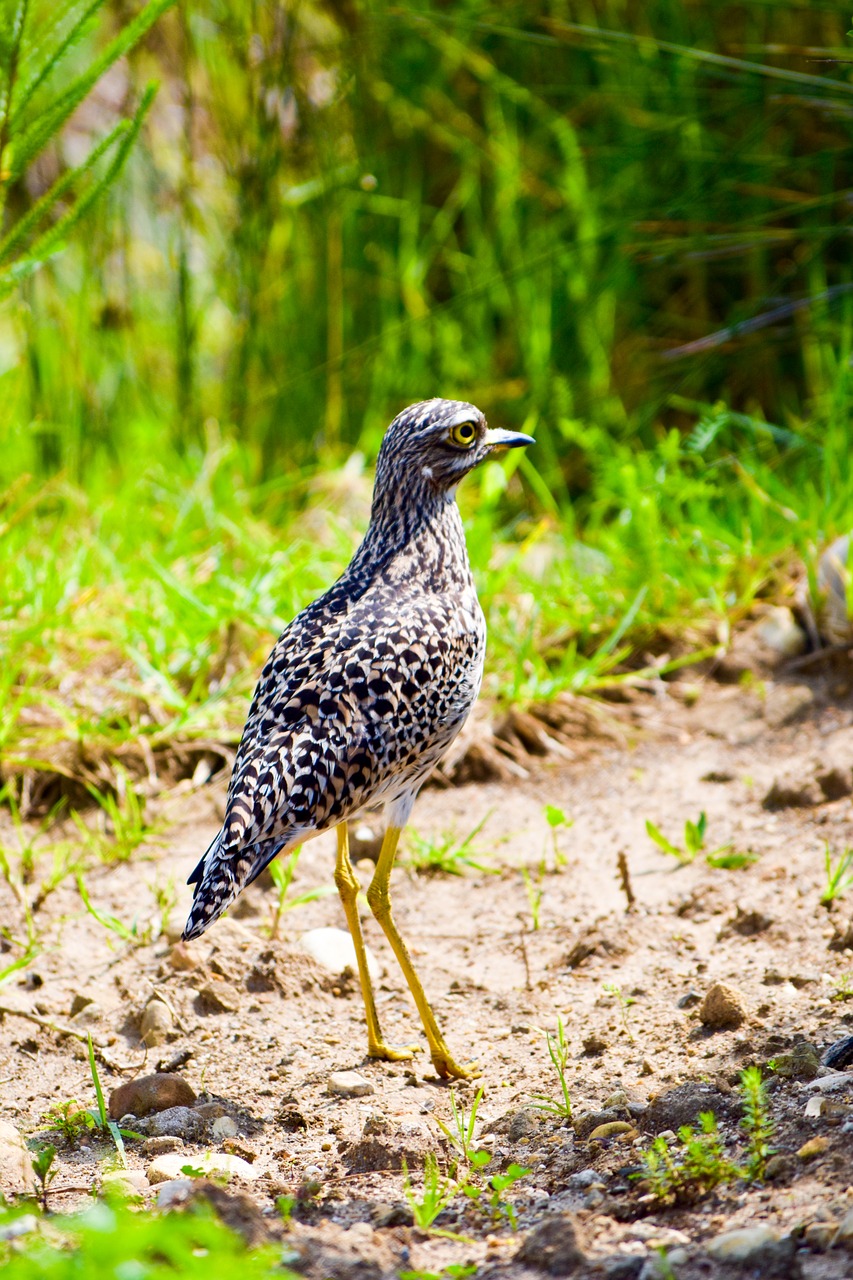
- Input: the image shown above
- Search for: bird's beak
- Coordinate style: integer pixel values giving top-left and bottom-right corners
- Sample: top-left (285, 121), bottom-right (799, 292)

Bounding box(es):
top-left (482, 427), bottom-right (536, 454)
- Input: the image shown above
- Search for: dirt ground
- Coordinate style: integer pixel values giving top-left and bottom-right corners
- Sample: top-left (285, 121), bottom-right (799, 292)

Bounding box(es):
top-left (2, 656), bottom-right (853, 1278)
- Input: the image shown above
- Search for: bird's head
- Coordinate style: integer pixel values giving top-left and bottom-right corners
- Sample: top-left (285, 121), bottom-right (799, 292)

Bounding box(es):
top-left (374, 398), bottom-right (534, 500)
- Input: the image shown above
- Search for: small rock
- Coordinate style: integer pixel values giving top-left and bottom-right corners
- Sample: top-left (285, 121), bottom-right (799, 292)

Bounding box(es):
top-left (764, 1153), bottom-right (794, 1181)
top-left (69, 992), bottom-right (96, 1017)
top-left (770, 1043), bottom-right (821, 1080)
top-left (573, 1108), bottom-right (625, 1140)
top-left (328, 1070), bottom-right (374, 1098)
top-left (146, 1151), bottom-right (259, 1185)
top-left (797, 1136), bottom-right (828, 1159)
top-left (582, 1033), bottom-right (607, 1056)
top-left (300, 927), bottom-right (381, 982)
top-left (0, 1214), bottom-right (38, 1243)
top-left (828, 920), bottom-right (853, 952)
top-left (142, 1135), bottom-right (184, 1156)
top-left (676, 990), bottom-right (702, 1008)
top-left (603, 1258), bottom-right (645, 1280)
top-left (804, 1221), bottom-right (837, 1252)
top-left (834, 1208), bottom-right (853, 1252)
top-left (168, 942), bottom-right (198, 972)
top-left (515, 1214), bottom-right (588, 1275)
top-left (371, 1201), bottom-right (414, 1228)
top-left (805, 1072), bottom-right (851, 1093)
top-left (588, 1122), bottom-right (634, 1141)
top-left (196, 980), bottom-right (241, 1014)
top-left (0, 1120), bottom-right (36, 1197)
top-left (212, 1116), bottom-right (239, 1141)
top-left (642, 1082), bottom-right (739, 1134)
top-left (755, 607), bottom-right (807, 658)
top-left (567, 1169), bottom-right (604, 1190)
top-left (139, 1107), bottom-right (209, 1142)
top-left (699, 982), bottom-right (747, 1029)
top-left (823, 1033), bottom-right (853, 1070)
top-left (804, 1096), bottom-right (825, 1119)
top-left (71, 1000), bottom-right (104, 1027)
top-left (706, 1227), bottom-right (795, 1274)
top-left (507, 1108), bottom-right (541, 1143)
top-left (140, 998), bottom-right (173, 1047)
top-left (108, 1073), bottom-right (197, 1120)
top-left (194, 1102), bottom-right (228, 1120)
top-left (156, 1177), bottom-right (195, 1208)
top-left (101, 1169), bottom-right (148, 1200)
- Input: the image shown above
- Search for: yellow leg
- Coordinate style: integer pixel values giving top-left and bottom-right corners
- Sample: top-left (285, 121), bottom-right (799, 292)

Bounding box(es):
top-left (333, 824), bottom-right (419, 1063)
top-left (366, 825), bottom-right (479, 1080)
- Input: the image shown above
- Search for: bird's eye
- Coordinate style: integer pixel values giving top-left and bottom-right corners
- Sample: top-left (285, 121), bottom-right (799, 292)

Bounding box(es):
top-left (447, 422), bottom-right (477, 449)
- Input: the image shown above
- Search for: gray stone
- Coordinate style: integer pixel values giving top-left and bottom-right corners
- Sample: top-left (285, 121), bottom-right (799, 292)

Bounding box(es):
top-left (328, 1070), bottom-right (374, 1098)
top-left (768, 1043), bottom-right (820, 1080)
top-left (515, 1214), bottom-right (587, 1275)
top-left (155, 1177), bottom-right (195, 1208)
top-left (834, 1208), bottom-right (853, 1252)
top-left (300, 927), bottom-right (381, 982)
top-left (706, 1227), bottom-right (797, 1275)
top-left (141, 1106), bottom-right (209, 1142)
top-left (641, 1082), bottom-right (738, 1134)
top-left (142, 1135), bottom-right (184, 1156)
top-left (196, 980), bottom-right (241, 1013)
top-left (212, 1116), bottom-right (239, 1140)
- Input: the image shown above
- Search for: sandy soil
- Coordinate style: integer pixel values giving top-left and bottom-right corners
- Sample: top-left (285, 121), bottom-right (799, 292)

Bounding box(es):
top-left (2, 662), bottom-right (853, 1278)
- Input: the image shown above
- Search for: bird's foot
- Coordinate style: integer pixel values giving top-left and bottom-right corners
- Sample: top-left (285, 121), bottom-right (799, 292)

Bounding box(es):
top-left (431, 1053), bottom-right (480, 1081)
top-left (368, 1041), bottom-right (421, 1063)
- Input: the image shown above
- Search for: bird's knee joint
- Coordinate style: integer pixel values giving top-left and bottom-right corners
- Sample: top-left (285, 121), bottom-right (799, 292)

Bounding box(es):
top-left (366, 886), bottom-right (390, 919)
top-left (334, 868), bottom-right (358, 900)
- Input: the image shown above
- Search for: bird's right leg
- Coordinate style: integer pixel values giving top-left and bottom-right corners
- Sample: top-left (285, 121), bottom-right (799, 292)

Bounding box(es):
top-left (333, 823), bottom-right (419, 1063)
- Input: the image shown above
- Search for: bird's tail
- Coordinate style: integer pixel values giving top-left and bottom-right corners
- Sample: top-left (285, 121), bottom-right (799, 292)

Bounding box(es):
top-left (182, 831), bottom-right (287, 941)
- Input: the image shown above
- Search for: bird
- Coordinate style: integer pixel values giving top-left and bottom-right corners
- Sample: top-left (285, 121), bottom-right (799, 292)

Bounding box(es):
top-left (183, 398), bottom-right (534, 1079)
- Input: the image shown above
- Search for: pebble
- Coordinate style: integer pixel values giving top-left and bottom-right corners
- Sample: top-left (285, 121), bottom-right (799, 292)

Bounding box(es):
top-left (804, 1221), bottom-right (837, 1252)
top-left (574, 1108), bottom-right (625, 1140)
top-left (108, 1073), bottom-right (197, 1120)
top-left (768, 1042), bottom-right (820, 1080)
top-left (823, 1033), bottom-right (853, 1071)
top-left (755, 607), bottom-right (807, 657)
top-left (804, 1096), bottom-right (825, 1118)
top-left (146, 1151), bottom-right (259, 1185)
top-left (197, 980), bottom-right (241, 1013)
top-left (698, 982), bottom-right (748, 1029)
top-left (0, 1214), bottom-right (38, 1242)
top-left (195, 1102), bottom-right (228, 1120)
top-left (804, 1072), bottom-right (851, 1093)
top-left (706, 1226), bottom-right (794, 1269)
top-left (588, 1122), bottom-right (634, 1141)
top-left (797, 1136), bottom-right (828, 1159)
top-left (0, 1120), bottom-right (36, 1197)
top-left (155, 1178), bottom-right (195, 1208)
top-left (140, 1107), bottom-right (209, 1142)
top-left (835, 1209), bottom-right (853, 1251)
top-left (328, 1070), bottom-right (374, 1098)
top-left (168, 942), bottom-right (197, 972)
top-left (514, 1213), bottom-right (588, 1274)
top-left (567, 1169), bottom-right (604, 1190)
top-left (142, 1135), bottom-right (184, 1156)
top-left (101, 1169), bottom-right (148, 1199)
top-left (603, 1258), bottom-right (644, 1280)
top-left (140, 998), bottom-right (173, 1047)
top-left (300, 927), bottom-right (381, 981)
top-left (212, 1116), bottom-right (239, 1141)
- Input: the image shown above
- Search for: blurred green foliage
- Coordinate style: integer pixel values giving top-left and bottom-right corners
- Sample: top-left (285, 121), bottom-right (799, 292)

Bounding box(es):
top-left (2, 0), bottom-right (852, 489)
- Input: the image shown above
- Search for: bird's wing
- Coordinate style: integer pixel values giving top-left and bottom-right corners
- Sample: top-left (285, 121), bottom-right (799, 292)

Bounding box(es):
top-left (184, 588), bottom-right (482, 939)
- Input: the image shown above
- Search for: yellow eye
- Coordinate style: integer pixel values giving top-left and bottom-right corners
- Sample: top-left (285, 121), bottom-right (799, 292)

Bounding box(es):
top-left (448, 421), bottom-right (477, 449)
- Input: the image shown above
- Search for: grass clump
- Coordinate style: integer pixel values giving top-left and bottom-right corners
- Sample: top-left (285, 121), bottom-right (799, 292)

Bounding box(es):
top-left (821, 844), bottom-right (853, 906)
top-left (645, 811), bottom-right (755, 870)
top-left (405, 813), bottom-right (495, 876)
top-left (531, 1016), bottom-right (573, 1120)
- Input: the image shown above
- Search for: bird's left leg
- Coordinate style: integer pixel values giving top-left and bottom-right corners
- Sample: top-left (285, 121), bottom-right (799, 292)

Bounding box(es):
top-left (366, 825), bottom-right (479, 1080)
top-left (333, 823), bottom-right (419, 1063)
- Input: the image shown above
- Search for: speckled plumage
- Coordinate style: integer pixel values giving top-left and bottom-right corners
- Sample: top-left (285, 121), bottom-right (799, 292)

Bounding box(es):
top-left (183, 399), bottom-right (531, 943)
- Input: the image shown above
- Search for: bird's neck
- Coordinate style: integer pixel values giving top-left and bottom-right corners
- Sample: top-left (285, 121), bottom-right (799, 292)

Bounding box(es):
top-left (345, 485), bottom-right (474, 596)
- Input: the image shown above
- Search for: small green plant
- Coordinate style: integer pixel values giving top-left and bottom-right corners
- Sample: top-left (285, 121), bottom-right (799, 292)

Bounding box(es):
top-left (531, 1016), bottom-right (572, 1119)
top-left (405, 813), bottom-right (495, 876)
top-left (266, 846), bottom-right (331, 938)
top-left (85, 1033), bottom-right (140, 1164)
top-left (30, 1144), bottom-right (58, 1211)
top-left (459, 1162), bottom-right (530, 1229)
top-left (636, 1066), bottom-right (775, 1204)
top-left (637, 1112), bottom-right (736, 1205)
top-left (521, 864), bottom-right (544, 930)
top-left (645, 812), bottom-right (734, 867)
top-left (76, 875), bottom-right (140, 945)
top-left (602, 982), bottom-right (636, 1043)
top-left (739, 1066), bottom-right (774, 1180)
top-left (401, 1153), bottom-right (456, 1230)
top-left (84, 770), bottom-right (154, 863)
top-left (435, 1086), bottom-right (485, 1164)
top-left (830, 972), bottom-right (853, 1002)
top-left (41, 1099), bottom-right (95, 1144)
top-left (821, 844), bottom-right (853, 905)
top-left (544, 805), bottom-right (572, 868)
